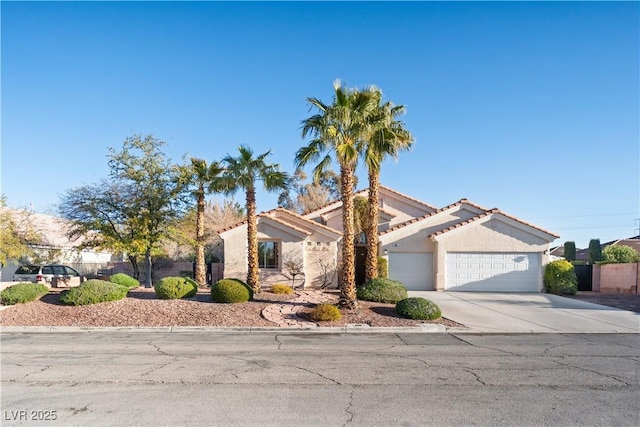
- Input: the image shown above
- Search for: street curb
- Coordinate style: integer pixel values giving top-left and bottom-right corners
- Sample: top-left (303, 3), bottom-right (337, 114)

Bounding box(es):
top-left (0, 324), bottom-right (449, 334)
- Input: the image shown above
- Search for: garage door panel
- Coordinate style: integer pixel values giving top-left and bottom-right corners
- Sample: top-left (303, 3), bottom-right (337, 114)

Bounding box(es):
top-left (389, 252), bottom-right (433, 291)
top-left (446, 252), bottom-right (540, 292)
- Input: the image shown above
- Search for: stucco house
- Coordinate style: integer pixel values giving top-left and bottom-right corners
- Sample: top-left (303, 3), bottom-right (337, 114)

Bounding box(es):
top-left (220, 185), bottom-right (559, 292)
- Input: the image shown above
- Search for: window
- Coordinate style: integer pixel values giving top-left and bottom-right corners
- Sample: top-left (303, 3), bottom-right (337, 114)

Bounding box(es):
top-left (258, 241), bottom-right (279, 269)
top-left (64, 266), bottom-right (80, 276)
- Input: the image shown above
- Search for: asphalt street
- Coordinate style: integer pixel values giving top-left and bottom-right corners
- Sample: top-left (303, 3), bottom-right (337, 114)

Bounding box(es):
top-left (1, 331), bottom-right (639, 426)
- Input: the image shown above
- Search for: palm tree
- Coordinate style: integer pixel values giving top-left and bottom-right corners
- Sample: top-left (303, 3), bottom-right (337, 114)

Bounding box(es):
top-left (295, 80), bottom-right (378, 309)
top-left (220, 145), bottom-right (289, 294)
top-left (363, 92), bottom-right (414, 282)
top-left (178, 158), bottom-right (224, 286)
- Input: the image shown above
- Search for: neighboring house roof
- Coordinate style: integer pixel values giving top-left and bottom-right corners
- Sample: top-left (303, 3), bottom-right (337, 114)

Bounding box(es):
top-left (573, 236), bottom-right (640, 260)
top-left (2, 207), bottom-right (82, 249)
top-left (602, 235), bottom-right (640, 253)
top-left (550, 246), bottom-right (565, 257)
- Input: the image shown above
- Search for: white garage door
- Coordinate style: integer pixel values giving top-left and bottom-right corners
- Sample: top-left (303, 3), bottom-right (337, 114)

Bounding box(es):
top-left (446, 253), bottom-right (541, 292)
top-left (389, 252), bottom-right (433, 291)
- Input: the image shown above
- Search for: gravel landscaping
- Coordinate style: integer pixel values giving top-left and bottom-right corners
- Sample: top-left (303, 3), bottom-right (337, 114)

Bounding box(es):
top-left (2, 287), bottom-right (636, 328)
top-left (0, 288), bottom-right (463, 328)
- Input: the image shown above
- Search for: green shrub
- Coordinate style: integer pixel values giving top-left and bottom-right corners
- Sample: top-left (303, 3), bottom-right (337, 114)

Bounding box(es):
top-left (154, 276), bottom-right (198, 299)
top-left (0, 283), bottom-right (49, 305)
top-left (184, 276), bottom-right (200, 289)
top-left (271, 284), bottom-right (294, 294)
top-left (59, 279), bottom-right (129, 306)
top-left (211, 278), bottom-right (252, 303)
top-left (563, 241), bottom-right (576, 262)
top-left (395, 297), bottom-right (441, 320)
top-left (356, 278), bottom-right (408, 303)
top-left (109, 273), bottom-right (140, 288)
top-left (602, 245), bottom-right (640, 264)
top-left (309, 303), bottom-right (342, 321)
top-left (588, 239), bottom-right (603, 264)
top-left (543, 260), bottom-right (578, 295)
top-left (377, 256), bottom-right (388, 279)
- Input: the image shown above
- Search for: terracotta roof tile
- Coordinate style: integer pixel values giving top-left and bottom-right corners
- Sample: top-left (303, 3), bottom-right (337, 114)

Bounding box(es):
top-left (302, 185), bottom-right (437, 216)
top-left (260, 215), bottom-right (312, 236)
top-left (428, 208), bottom-right (559, 239)
top-left (268, 208), bottom-right (342, 236)
top-left (429, 209), bottom-right (499, 238)
top-left (218, 207), bottom-right (340, 236)
top-left (379, 198), bottom-right (477, 236)
top-left (378, 184), bottom-right (437, 210)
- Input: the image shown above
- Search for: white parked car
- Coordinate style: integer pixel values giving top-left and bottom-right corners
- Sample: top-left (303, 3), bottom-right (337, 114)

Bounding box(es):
top-left (12, 264), bottom-right (83, 287)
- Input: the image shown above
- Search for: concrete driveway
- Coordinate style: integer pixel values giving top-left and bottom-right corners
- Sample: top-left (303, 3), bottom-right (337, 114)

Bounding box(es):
top-left (409, 291), bottom-right (640, 333)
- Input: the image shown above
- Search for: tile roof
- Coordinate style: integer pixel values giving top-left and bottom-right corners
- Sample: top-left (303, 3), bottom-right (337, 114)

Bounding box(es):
top-left (603, 235), bottom-right (640, 253)
top-left (259, 215), bottom-right (311, 236)
top-left (268, 208), bottom-right (342, 236)
top-left (378, 184), bottom-right (438, 210)
top-left (217, 207), bottom-right (341, 236)
top-left (428, 208), bottom-right (560, 239)
top-left (301, 184), bottom-right (437, 216)
top-left (379, 199), bottom-right (485, 236)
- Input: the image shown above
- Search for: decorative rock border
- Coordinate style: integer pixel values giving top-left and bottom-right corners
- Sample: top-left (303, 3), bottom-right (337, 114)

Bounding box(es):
top-left (261, 290), bottom-right (338, 328)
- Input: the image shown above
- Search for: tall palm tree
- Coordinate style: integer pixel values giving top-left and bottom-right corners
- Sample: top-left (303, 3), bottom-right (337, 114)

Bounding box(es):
top-left (295, 80), bottom-right (378, 309)
top-left (178, 158), bottom-right (225, 286)
top-left (363, 93), bottom-right (414, 282)
top-left (220, 145), bottom-right (289, 294)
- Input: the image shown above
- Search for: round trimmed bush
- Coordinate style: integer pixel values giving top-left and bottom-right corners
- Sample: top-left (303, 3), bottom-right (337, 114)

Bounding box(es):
top-left (309, 303), bottom-right (342, 321)
top-left (109, 273), bottom-right (139, 288)
top-left (544, 260), bottom-right (578, 295)
top-left (184, 277), bottom-right (200, 289)
top-left (59, 279), bottom-right (129, 306)
top-left (395, 297), bottom-right (441, 320)
top-left (154, 276), bottom-right (198, 299)
top-left (1, 283), bottom-right (49, 305)
top-left (356, 278), bottom-right (408, 303)
top-left (271, 284), bottom-right (294, 295)
top-left (211, 278), bottom-right (252, 303)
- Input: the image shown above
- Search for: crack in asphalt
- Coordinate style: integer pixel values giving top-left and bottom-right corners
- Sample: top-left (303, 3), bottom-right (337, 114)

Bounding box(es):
top-left (449, 334), bottom-right (521, 356)
top-left (464, 368), bottom-right (487, 385)
top-left (342, 389), bottom-right (355, 426)
top-left (551, 359), bottom-right (634, 387)
top-left (292, 366), bottom-right (342, 385)
top-left (140, 342), bottom-right (179, 377)
top-left (67, 405), bottom-right (89, 416)
top-left (11, 364), bottom-right (52, 381)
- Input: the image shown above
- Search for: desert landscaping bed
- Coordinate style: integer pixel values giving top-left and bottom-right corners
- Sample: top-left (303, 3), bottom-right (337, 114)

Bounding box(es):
top-left (2, 288), bottom-right (635, 328)
top-left (0, 288), bottom-right (463, 328)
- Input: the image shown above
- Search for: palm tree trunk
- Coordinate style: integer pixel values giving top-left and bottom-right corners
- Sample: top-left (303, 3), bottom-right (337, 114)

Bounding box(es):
top-left (194, 191), bottom-right (206, 286)
top-left (339, 163), bottom-right (358, 309)
top-left (365, 170), bottom-right (380, 282)
top-left (246, 187), bottom-right (260, 295)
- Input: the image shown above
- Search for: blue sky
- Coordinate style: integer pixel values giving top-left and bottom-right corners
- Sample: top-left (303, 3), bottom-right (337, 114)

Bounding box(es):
top-left (2, 1), bottom-right (638, 249)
